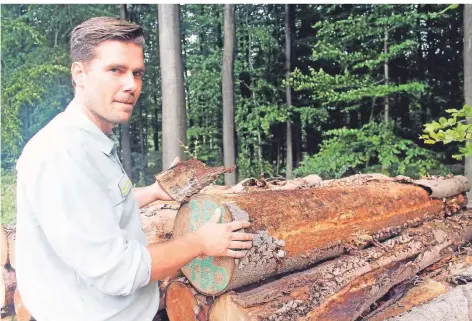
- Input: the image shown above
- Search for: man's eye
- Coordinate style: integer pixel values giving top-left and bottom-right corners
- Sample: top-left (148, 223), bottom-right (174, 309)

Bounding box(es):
top-left (110, 68), bottom-right (119, 73)
top-left (133, 71), bottom-right (144, 78)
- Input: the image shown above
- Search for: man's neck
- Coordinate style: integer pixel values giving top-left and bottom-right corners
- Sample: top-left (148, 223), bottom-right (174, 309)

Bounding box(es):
top-left (70, 97), bottom-right (114, 135)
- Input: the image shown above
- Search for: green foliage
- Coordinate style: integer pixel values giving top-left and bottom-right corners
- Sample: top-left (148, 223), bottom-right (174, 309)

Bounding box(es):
top-left (1, 169), bottom-right (17, 224)
top-left (421, 104), bottom-right (472, 160)
top-left (295, 122), bottom-right (448, 179)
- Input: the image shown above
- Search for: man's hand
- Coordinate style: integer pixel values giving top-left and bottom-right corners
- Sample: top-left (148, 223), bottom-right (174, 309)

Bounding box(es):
top-left (133, 157), bottom-right (180, 208)
top-left (194, 208), bottom-right (253, 258)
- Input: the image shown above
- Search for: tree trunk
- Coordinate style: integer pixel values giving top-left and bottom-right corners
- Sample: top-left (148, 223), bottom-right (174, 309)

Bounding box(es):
top-left (208, 213), bottom-right (472, 321)
top-left (158, 4), bottom-right (187, 169)
top-left (384, 28), bottom-right (390, 124)
top-left (222, 4), bottom-right (237, 186)
top-left (285, 4), bottom-right (293, 178)
top-left (119, 4), bottom-right (133, 180)
top-left (172, 175), bottom-right (468, 295)
top-left (464, 4), bottom-right (472, 207)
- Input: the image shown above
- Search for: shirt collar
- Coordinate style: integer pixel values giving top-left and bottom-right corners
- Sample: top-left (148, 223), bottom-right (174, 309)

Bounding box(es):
top-left (63, 100), bottom-right (117, 156)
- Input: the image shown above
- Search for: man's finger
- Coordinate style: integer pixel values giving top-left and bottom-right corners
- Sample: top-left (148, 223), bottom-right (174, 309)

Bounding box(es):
top-left (226, 249), bottom-right (248, 259)
top-left (229, 220), bottom-right (251, 231)
top-left (229, 240), bottom-right (252, 250)
top-left (231, 232), bottom-right (254, 241)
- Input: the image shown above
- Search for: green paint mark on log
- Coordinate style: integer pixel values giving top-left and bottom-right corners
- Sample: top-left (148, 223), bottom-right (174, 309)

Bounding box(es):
top-left (184, 199), bottom-right (229, 293)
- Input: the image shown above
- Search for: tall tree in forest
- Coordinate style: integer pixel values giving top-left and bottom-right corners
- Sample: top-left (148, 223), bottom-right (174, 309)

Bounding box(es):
top-left (464, 4), bottom-right (472, 205)
top-left (119, 4), bottom-right (133, 179)
top-left (285, 4), bottom-right (293, 178)
top-left (158, 4), bottom-right (187, 169)
top-left (222, 4), bottom-right (237, 185)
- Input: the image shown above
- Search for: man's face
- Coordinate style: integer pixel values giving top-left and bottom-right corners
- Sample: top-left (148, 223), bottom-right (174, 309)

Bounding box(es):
top-left (77, 40), bottom-right (145, 130)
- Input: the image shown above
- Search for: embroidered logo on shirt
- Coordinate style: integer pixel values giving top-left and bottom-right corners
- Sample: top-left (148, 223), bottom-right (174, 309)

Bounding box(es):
top-left (118, 173), bottom-right (132, 197)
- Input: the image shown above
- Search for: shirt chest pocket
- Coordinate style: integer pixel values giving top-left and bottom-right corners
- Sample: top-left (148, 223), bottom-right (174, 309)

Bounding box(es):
top-left (107, 173), bottom-right (132, 225)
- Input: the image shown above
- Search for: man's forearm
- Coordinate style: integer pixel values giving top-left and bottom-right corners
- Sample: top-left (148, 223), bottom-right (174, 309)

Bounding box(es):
top-left (146, 233), bottom-right (202, 282)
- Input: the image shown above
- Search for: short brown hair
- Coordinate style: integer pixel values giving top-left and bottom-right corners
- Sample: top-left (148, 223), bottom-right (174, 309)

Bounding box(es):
top-left (70, 16), bottom-right (144, 63)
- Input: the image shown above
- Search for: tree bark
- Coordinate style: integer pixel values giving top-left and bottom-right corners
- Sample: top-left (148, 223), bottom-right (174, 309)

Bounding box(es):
top-left (172, 175), bottom-right (468, 295)
top-left (222, 4), bottom-right (237, 186)
top-left (285, 4), bottom-right (293, 179)
top-left (119, 4), bottom-right (133, 180)
top-left (208, 213), bottom-right (472, 321)
top-left (154, 158), bottom-right (235, 203)
top-left (158, 4), bottom-right (187, 169)
top-left (464, 5), bottom-right (472, 207)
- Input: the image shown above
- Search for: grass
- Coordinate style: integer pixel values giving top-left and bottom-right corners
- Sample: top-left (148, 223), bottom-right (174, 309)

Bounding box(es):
top-left (1, 169), bottom-right (17, 224)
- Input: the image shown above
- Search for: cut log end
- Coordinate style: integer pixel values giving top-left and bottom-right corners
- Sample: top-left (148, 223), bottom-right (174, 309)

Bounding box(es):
top-left (166, 280), bottom-right (211, 321)
top-left (174, 195), bottom-right (236, 295)
top-left (209, 294), bottom-right (251, 321)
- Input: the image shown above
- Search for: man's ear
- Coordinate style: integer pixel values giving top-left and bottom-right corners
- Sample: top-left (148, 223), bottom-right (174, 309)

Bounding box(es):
top-left (71, 62), bottom-right (86, 88)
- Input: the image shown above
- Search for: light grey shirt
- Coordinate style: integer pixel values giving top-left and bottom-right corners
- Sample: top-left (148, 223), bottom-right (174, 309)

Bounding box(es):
top-left (15, 102), bottom-right (160, 321)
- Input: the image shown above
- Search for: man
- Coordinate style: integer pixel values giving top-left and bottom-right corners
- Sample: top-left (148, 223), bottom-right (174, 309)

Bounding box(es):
top-left (15, 16), bottom-right (253, 321)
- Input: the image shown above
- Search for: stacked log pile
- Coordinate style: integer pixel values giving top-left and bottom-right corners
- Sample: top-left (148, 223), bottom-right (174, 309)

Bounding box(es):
top-left (165, 170), bottom-right (472, 321)
top-left (4, 159), bottom-right (472, 321)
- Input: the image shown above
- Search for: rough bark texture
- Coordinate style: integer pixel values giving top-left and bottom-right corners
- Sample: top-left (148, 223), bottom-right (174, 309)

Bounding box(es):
top-left (158, 4), bottom-right (187, 169)
top-left (208, 212), bottom-right (472, 321)
top-left (166, 280), bottom-right (213, 321)
top-left (140, 201), bottom-right (179, 244)
top-left (173, 177), bottom-right (467, 295)
top-left (388, 283), bottom-right (472, 321)
top-left (1, 267), bottom-right (16, 318)
top-left (367, 279), bottom-right (450, 321)
top-left (465, 4), bottom-right (472, 207)
top-left (222, 4), bottom-right (237, 186)
top-left (155, 159), bottom-right (235, 203)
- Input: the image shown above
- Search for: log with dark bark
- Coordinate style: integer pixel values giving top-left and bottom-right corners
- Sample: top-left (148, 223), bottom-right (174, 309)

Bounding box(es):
top-left (172, 176), bottom-right (467, 295)
top-left (1, 267), bottom-right (16, 318)
top-left (155, 159), bottom-right (235, 203)
top-left (166, 280), bottom-right (213, 321)
top-left (208, 212), bottom-right (472, 321)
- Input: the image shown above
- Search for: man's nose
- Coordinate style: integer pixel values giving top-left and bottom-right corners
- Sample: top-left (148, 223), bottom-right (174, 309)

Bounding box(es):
top-left (122, 72), bottom-right (137, 92)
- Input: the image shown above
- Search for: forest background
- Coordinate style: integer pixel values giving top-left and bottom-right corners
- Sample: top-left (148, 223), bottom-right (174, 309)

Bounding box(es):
top-left (2, 4), bottom-right (472, 224)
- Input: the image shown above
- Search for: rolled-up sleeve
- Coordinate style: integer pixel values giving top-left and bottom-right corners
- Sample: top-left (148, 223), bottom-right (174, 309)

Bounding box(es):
top-left (27, 148), bottom-right (151, 296)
